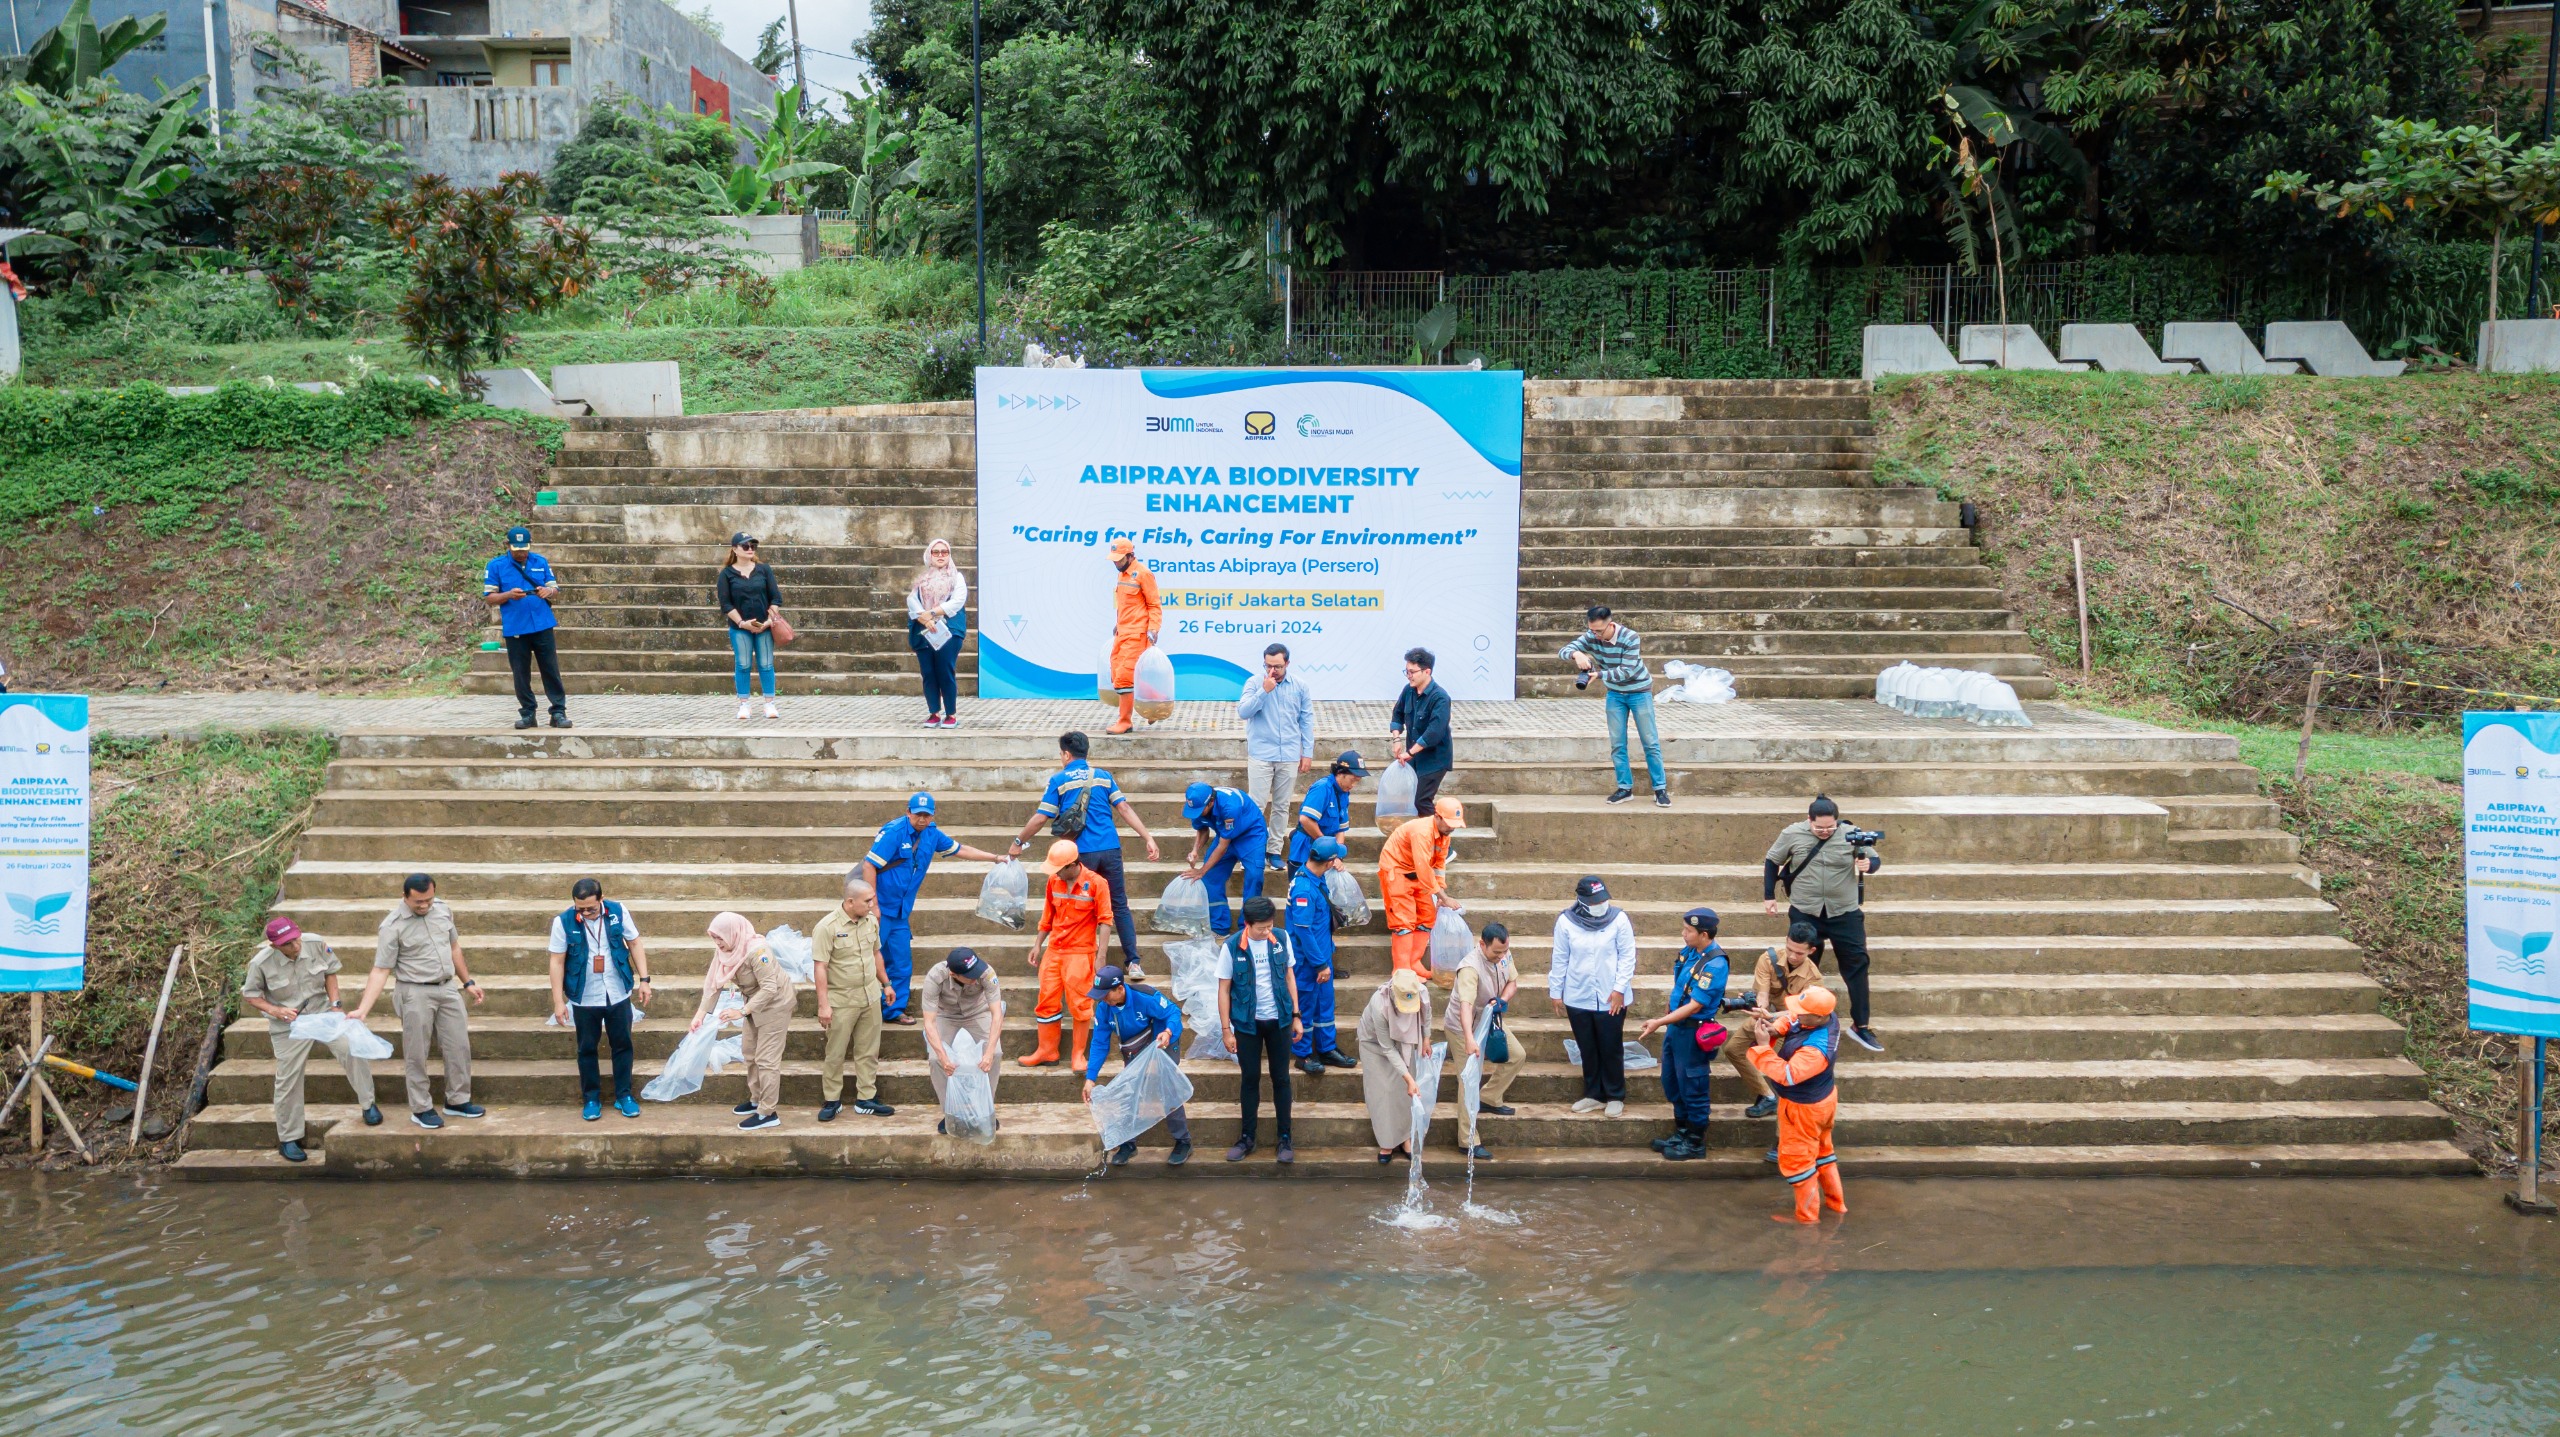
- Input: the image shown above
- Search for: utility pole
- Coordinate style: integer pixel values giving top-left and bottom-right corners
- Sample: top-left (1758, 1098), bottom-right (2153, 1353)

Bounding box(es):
top-left (785, 0), bottom-right (806, 91)
top-left (2526, 0), bottom-right (2559, 316)
top-left (972, 0), bottom-right (986, 351)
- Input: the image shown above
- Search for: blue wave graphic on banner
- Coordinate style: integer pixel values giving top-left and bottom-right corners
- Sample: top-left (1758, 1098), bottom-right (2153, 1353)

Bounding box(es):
top-left (1138, 370), bottom-right (1524, 475)
top-left (980, 640), bottom-right (1256, 702)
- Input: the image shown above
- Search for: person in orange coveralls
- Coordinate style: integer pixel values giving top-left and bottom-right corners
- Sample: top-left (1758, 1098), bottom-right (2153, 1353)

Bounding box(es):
top-left (1106, 539), bottom-right (1163, 735)
top-left (1749, 983), bottom-right (1847, 1224)
top-left (1021, 840), bottom-right (1106, 1067)
top-left (1378, 797), bottom-right (1463, 978)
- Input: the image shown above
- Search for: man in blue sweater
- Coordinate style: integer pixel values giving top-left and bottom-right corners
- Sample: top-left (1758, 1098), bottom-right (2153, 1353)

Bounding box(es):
top-left (1084, 965), bottom-right (1192, 1166)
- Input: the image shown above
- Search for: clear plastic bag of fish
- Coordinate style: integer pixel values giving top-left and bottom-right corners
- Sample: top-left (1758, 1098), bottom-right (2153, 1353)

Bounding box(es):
top-left (644, 996), bottom-right (744, 1102)
top-left (1166, 936), bottom-right (1225, 1012)
top-left (1324, 865), bottom-right (1370, 927)
top-left (1183, 1015), bottom-right (1237, 1063)
top-left (976, 858), bottom-right (1030, 929)
top-left (1560, 1037), bottom-right (1660, 1072)
top-left (288, 1009), bottom-right (394, 1061)
top-left (1091, 1041), bottom-right (1195, 1151)
top-left (1456, 1004), bottom-right (1495, 1125)
top-left (1132, 645), bottom-right (1178, 722)
top-left (764, 925), bottom-right (814, 983)
top-left (942, 1028), bottom-right (999, 1143)
top-left (1153, 874), bottom-right (1214, 937)
top-left (1409, 1040), bottom-right (1447, 1147)
top-left (1427, 907), bottom-right (1473, 972)
top-left (1374, 759), bottom-right (1419, 826)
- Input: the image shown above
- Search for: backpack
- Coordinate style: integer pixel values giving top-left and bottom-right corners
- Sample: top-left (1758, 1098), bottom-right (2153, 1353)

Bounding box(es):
top-left (1051, 770), bottom-right (1103, 840)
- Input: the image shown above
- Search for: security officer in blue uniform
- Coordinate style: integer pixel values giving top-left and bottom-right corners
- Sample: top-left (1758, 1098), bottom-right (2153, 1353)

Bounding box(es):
top-left (1286, 836), bottom-right (1357, 1074)
top-left (1287, 751), bottom-right (1369, 873)
top-left (862, 792), bottom-right (1002, 1023)
top-left (1638, 905), bottom-right (1735, 1162)
top-left (1180, 780), bottom-right (1267, 936)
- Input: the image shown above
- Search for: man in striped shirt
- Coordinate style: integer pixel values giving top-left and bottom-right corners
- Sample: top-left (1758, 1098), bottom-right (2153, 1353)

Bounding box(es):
top-left (1559, 605), bottom-right (1669, 806)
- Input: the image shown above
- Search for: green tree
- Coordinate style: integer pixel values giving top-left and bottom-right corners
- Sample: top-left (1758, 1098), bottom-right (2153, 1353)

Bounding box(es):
top-left (1017, 215), bottom-right (1275, 347)
top-left (230, 164), bottom-right (378, 326)
top-left (753, 17), bottom-right (791, 75)
top-left (5, 79), bottom-right (197, 293)
top-left (0, 0), bottom-right (165, 95)
top-left (376, 172), bottom-right (598, 391)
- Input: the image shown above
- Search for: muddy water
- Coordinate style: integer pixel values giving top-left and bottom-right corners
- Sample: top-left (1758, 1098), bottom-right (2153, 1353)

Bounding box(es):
top-left (3, 1174), bottom-right (2556, 1435)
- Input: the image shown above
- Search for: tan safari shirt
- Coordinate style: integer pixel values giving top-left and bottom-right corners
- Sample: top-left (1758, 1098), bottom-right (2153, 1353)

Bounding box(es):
top-left (374, 899), bottom-right (459, 984)
top-left (812, 907), bottom-right (883, 998)
top-left (243, 939), bottom-right (341, 1026)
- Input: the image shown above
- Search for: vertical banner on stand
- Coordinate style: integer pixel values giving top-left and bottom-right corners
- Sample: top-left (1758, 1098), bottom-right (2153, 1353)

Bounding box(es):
top-left (2464, 711), bottom-right (2560, 1036)
top-left (974, 367), bottom-right (1524, 701)
top-left (0, 695), bottom-right (90, 993)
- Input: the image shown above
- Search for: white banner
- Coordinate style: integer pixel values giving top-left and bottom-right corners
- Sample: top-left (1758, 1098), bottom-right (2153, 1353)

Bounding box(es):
top-left (0, 695), bottom-right (90, 994)
top-left (2464, 711), bottom-right (2560, 1037)
top-left (973, 367), bottom-right (1524, 701)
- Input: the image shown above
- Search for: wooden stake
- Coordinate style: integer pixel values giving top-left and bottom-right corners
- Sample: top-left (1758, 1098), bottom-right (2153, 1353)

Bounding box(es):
top-left (15, 1048), bottom-right (87, 1160)
top-left (2072, 540), bottom-right (2092, 681)
top-left (0, 1034), bottom-right (52, 1134)
top-left (131, 946), bottom-right (185, 1149)
top-left (2295, 669), bottom-right (2324, 791)
top-left (2512, 1038), bottom-right (2557, 1214)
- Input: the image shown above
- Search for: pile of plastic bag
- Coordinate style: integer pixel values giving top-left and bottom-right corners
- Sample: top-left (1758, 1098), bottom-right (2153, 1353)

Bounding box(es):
top-left (1324, 866), bottom-right (1370, 927)
top-left (1131, 645), bottom-right (1178, 722)
top-left (1874, 662), bottom-right (2032, 726)
top-left (1166, 936), bottom-right (1234, 1062)
top-left (942, 1029), bottom-right (999, 1143)
top-left (1091, 1043), bottom-right (1195, 1151)
top-left (643, 992), bottom-right (747, 1101)
top-left (1153, 874), bottom-right (1214, 937)
top-left (1657, 660), bottom-right (1737, 704)
top-left (287, 1009), bottom-right (395, 1061)
top-left (976, 858), bottom-right (1030, 929)
top-left (765, 925), bottom-right (814, 982)
top-left (1375, 759), bottom-right (1419, 828)
top-left (1427, 908), bottom-right (1473, 971)
top-left (1562, 1037), bottom-right (1659, 1072)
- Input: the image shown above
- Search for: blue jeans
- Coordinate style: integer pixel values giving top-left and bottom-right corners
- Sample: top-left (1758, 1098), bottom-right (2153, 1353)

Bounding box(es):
top-left (1606, 688), bottom-right (1666, 790)
top-left (729, 626), bottom-right (776, 697)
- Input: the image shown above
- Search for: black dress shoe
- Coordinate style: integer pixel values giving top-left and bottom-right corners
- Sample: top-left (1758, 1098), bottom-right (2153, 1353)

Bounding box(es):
top-left (1318, 1049), bottom-right (1357, 1069)
top-left (279, 1140), bottom-right (308, 1162)
top-left (817, 1101), bottom-right (842, 1122)
top-left (1111, 1140), bottom-right (1137, 1166)
top-left (1297, 1057), bottom-right (1325, 1076)
top-left (1477, 1102), bottom-right (1515, 1117)
top-left (361, 1105), bottom-right (382, 1126)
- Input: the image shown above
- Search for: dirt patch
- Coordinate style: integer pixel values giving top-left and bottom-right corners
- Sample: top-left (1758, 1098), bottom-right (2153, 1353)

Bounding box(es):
top-left (0, 419), bottom-right (548, 694)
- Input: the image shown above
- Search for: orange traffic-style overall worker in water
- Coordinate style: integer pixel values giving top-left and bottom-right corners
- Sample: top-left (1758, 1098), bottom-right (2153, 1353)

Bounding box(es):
top-left (1021, 841), bottom-right (1105, 1068)
top-left (1749, 979), bottom-right (1847, 1224)
top-left (1107, 538), bottom-right (1163, 735)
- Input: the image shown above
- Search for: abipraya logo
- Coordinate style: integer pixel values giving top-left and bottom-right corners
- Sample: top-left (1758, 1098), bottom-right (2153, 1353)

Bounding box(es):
top-left (7, 891), bottom-right (71, 937)
top-left (1297, 413), bottom-right (1354, 438)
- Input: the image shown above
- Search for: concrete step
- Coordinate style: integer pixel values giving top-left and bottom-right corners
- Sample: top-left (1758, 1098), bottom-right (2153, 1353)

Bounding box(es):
top-left (1517, 525), bottom-right (1974, 547)
top-left (1518, 609), bottom-right (2015, 634)
top-left (461, 669), bottom-right (945, 698)
top-left (1524, 418), bottom-right (1876, 438)
top-left (1707, 673), bottom-right (2062, 700)
top-left (2169, 828), bottom-right (2302, 864)
top-left (1519, 631), bottom-right (2037, 661)
top-left (1524, 490), bottom-right (1958, 527)
top-left (1525, 434), bottom-right (1878, 457)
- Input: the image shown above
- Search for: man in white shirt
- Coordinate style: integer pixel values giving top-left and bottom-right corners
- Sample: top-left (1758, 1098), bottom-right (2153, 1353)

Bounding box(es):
top-left (546, 877), bottom-right (653, 1121)
top-left (1219, 895), bottom-right (1304, 1164)
top-left (1235, 642), bottom-right (1316, 872)
top-left (1549, 875), bottom-right (1638, 1116)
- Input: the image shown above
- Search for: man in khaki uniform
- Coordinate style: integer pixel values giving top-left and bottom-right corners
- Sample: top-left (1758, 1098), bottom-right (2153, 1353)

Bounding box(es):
top-left (241, 917), bottom-right (381, 1162)
top-left (1731, 923), bottom-right (1828, 1119)
top-left (350, 873), bottom-right (486, 1128)
top-left (814, 876), bottom-right (895, 1122)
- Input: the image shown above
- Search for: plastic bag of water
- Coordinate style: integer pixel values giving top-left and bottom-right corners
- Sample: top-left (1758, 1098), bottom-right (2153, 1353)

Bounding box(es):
top-left (943, 1029), bottom-right (999, 1143)
top-left (1428, 908), bottom-right (1473, 971)
top-left (1091, 1042), bottom-right (1195, 1150)
top-left (1374, 760), bottom-right (1419, 826)
top-left (288, 1009), bottom-right (393, 1061)
top-left (1324, 866), bottom-right (1370, 926)
top-left (976, 858), bottom-right (1030, 929)
top-left (1153, 875), bottom-right (1214, 937)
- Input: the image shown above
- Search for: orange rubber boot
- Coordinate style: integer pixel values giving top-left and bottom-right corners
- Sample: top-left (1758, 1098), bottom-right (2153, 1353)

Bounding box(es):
top-left (1107, 694), bottom-right (1134, 735)
top-left (1817, 1163), bottom-right (1846, 1215)
top-left (1018, 1017), bottom-right (1064, 1067)
top-left (1773, 1176), bottom-right (1821, 1224)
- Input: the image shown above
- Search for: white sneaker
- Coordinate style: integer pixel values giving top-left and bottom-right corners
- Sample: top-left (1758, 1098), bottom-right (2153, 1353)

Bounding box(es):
top-left (763, 701), bottom-right (779, 719)
top-left (1604, 1100), bottom-right (1624, 1117)
top-left (1571, 1097), bottom-right (1602, 1114)
top-left (736, 701), bottom-right (752, 720)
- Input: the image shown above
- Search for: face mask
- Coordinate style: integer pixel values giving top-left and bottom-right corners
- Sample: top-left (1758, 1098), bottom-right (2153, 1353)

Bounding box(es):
top-left (1580, 900), bottom-right (1609, 917)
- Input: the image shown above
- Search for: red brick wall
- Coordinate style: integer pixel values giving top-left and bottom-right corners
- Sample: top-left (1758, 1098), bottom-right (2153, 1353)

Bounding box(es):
top-left (689, 66), bottom-right (730, 120)
top-left (2483, 4), bottom-right (2555, 117)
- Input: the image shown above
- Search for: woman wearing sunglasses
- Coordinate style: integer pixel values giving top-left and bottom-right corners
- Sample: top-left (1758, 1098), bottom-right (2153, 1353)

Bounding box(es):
top-left (716, 532), bottom-right (785, 719)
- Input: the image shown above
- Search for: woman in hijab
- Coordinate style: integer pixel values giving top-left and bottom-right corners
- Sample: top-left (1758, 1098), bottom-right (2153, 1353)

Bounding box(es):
top-left (1549, 875), bottom-right (1638, 1116)
top-left (1358, 967), bottom-right (1436, 1162)
top-left (693, 911), bottom-right (794, 1129)
top-left (907, 538), bottom-right (969, 728)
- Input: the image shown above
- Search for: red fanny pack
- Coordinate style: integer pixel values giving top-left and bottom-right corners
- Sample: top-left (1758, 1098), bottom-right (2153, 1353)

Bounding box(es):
top-left (1692, 1020), bottom-right (1730, 1055)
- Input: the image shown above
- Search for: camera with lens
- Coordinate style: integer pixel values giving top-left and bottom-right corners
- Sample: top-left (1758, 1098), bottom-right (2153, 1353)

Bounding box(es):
top-left (1574, 670), bottom-right (1594, 691)
top-left (1843, 825), bottom-right (1886, 847)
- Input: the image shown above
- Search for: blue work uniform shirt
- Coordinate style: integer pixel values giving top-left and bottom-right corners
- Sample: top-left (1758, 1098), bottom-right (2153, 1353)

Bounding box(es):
top-left (1037, 759), bottom-right (1125, 856)
top-left (865, 816), bottom-right (960, 921)
top-left (1194, 787), bottom-right (1264, 849)
top-left (1086, 985), bottom-right (1184, 1080)
top-left (1670, 942), bottom-right (1730, 1021)
top-left (1287, 778), bottom-right (1355, 865)
top-left (1285, 867), bottom-right (1334, 972)
top-left (484, 552), bottom-right (559, 637)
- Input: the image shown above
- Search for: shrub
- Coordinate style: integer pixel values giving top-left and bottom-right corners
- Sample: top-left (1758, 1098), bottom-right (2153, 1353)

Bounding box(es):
top-left (230, 165), bottom-right (378, 327)
top-left (377, 172), bottom-right (599, 391)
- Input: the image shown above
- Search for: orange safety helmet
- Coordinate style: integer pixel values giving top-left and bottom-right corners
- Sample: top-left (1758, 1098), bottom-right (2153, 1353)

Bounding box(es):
top-left (1787, 986), bottom-right (1838, 1020)
top-left (1046, 840), bottom-right (1083, 872)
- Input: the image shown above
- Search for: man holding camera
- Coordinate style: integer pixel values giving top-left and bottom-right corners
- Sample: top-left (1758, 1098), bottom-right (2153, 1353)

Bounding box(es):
top-left (1762, 795), bottom-right (1884, 1052)
top-left (1557, 605), bottom-right (1668, 807)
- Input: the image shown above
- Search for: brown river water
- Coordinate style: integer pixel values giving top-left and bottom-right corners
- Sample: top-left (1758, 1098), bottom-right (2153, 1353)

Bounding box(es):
top-left (2, 1172), bottom-right (2555, 1435)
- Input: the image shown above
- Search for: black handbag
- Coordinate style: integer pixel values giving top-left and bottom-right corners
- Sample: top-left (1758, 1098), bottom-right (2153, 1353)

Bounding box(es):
top-left (1483, 1017), bottom-right (1510, 1065)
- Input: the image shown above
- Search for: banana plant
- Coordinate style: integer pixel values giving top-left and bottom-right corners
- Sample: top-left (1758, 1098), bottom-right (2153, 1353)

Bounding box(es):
top-left (1, 0), bottom-right (168, 96)
top-left (6, 81), bottom-right (197, 283)
top-left (701, 81), bottom-right (844, 215)
top-left (842, 98), bottom-right (917, 255)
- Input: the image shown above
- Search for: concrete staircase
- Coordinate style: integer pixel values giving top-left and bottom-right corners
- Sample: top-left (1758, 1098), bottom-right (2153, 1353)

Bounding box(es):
top-left (465, 381), bottom-right (2046, 704)
top-left (1516, 380), bottom-right (2048, 699)
top-left (172, 715), bottom-right (2468, 1179)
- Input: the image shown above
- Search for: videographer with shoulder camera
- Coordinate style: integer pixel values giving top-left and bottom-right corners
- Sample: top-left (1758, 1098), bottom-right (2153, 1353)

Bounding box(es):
top-left (1762, 795), bottom-right (1884, 1053)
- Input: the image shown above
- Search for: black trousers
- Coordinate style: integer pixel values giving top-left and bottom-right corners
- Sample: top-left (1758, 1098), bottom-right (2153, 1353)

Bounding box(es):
top-left (1791, 906), bottom-right (1872, 1029)
top-left (573, 998), bottom-right (634, 1102)
top-left (1566, 1004), bottom-right (1627, 1102)
top-left (1412, 767), bottom-right (1448, 813)
top-left (506, 629), bottom-right (568, 719)
top-left (1233, 1018), bottom-right (1294, 1145)
top-left (1083, 848), bottom-right (1144, 968)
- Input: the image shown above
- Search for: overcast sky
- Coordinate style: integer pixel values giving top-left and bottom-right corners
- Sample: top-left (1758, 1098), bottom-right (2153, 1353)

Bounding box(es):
top-left (693, 0), bottom-right (876, 102)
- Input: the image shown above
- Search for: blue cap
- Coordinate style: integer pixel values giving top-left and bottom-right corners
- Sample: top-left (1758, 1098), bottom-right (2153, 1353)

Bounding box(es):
top-left (1089, 964), bottom-right (1127, 996)
top-left (1182, 780), bottom-right (1214, 824)
top-left (908, 791), bottom-right (937, 815)
top-left (1683, 906), bottom-right (1720, 935)
top-left (1334, 750), bottom-right (1370, 777)
top-left (1311, 837), bottom-right (1347, 860)
top-left (506, 526), bottom-right (531, 547)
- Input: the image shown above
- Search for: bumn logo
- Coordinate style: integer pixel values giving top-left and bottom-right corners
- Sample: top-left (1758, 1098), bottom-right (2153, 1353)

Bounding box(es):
top-left (1146, 416), bottom-right (1196, 433)
top-left (1243, 410), bottom-right (1277, 438)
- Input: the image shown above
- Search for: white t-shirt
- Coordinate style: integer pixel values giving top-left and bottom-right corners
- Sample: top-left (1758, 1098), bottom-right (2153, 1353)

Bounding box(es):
top-left (549, 906), bottom-right (642, 1006)
top-left (1245, 938), bottom-right (1280, 1022)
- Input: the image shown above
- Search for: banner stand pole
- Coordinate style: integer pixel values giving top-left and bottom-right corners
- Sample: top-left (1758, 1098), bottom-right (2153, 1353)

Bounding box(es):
top-left (28, 992), bottom-right (40, 1153)
top-left (2511, 1037), bottom-right (2557, 1215)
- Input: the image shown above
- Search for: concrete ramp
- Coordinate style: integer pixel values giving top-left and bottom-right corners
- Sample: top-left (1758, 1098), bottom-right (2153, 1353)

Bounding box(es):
top-left (2160, 323), bottom-right (2300, 375)
top-left (2059, 324), bottom-right (2193, 374)
top-left (2263, 322), bottom-right (2405, 377)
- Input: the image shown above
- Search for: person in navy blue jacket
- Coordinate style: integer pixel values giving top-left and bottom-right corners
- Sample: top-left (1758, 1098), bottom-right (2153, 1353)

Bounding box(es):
top-left (485, 525), bottom-right (568, 730)
top-left (1219, 895), bottom-right (1302, 1164)
top-left (1083, 965), bottom-right (1192, 1167)
top-left (1388, 648), bottom-right (1453, 810)
top-left (1639, 906), bottom-right (1738, 1161)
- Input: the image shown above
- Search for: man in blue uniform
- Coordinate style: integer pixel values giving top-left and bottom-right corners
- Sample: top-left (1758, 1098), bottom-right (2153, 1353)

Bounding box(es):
top-left (863, 792), bottom-right (1002, 1023)
top-left (1638, 906), bottom-right (1734, 1162)
top-left (1287, 751), bottom-right (1369, 874)
top-left (1083, 964), bottom-right (1192, 1167)
top-left (1009, 731), bottom-right (1162, 978)
top-left (1286, 836), bottom-right (1357, 1075)
top-left (1180, 780), bottom-right (1267, 936)
top-left (483, 525), bottom-right (568, 731)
